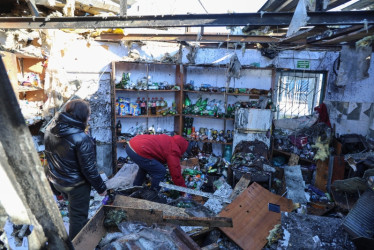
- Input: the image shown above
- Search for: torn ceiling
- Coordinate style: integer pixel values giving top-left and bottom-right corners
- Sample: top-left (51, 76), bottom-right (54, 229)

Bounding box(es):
top-left (0, 1), bottom-right (373, 52)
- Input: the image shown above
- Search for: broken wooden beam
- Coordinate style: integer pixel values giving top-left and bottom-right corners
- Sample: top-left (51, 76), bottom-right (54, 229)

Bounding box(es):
top-left (163, 216), bottom-right (232, 228)
top-left (229, 173), bottom-right (251, 201)
top-left (0, 56), bottom-right (70, 249)
top-left (103, 205), bottom-right (232, 228)
top-left (96, 33), bottom-right (281, 43)
top-left (1, 11), bottom-right (374, 29)
top-left (113, 194), bottom-right (190, 217)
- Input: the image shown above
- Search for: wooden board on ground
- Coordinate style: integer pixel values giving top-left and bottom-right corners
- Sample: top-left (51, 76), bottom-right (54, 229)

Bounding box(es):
top-left (72, 205), bottom-right (201, 250)
top-left (219, 182), bottom-right (293, 250)
top-left (332, 155), bottom-right (345, 184)
top-left (229, 173), bottom-right (251, 201)
top-left (104, 205), bottom-right (164, 225)
top-left (72, 206), bottom-right (106, 250)
top-left (113, 194), bottom-right (190, 217)
top-left (163, 215), bottom-right (232, 227)
top-left (288, 153), bottom-right (300, 166)
top-left (315, 159), bottom-right (329, 192)
top-left (1, 51), bottom-right (19, 99)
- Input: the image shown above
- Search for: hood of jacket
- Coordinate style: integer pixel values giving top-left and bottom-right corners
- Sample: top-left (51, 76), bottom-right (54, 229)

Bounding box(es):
top-left (172, 135), bottom-right (189, 156)
top-left (49, 112), bottom-right (86, 137)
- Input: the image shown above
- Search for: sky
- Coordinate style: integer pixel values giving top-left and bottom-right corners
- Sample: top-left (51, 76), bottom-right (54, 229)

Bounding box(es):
top-left (127, 0), bottom-right (268, 15)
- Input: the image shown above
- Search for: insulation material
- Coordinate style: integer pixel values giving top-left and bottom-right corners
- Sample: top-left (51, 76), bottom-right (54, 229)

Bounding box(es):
top-left (312, 136), bottom-right (330, 161)
top-left (286, 0), bottom-right (310, 37)
top-left (2, 30), bottom-right (43, 58)
top-left (105, 164), bottom-right (138, 190)
top-left (284, 165), bottom-right (308, 204)
top-left (336, 45), bottom-right (371, 87)
top-left (63, 0), bottom-right (75, 16)
top-left (19, 100), bottom-right (44, 125)
top-left (42, 30), bottom-right (82, 119)
top-left (186, 44), bottom-right (199, 64)
top-left (226, 53), bottom-right (241, 79)
top-left (274, 114), bottom-right (319, 131)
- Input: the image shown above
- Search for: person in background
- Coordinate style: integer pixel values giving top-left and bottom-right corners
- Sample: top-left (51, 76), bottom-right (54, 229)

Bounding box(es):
top-left (44, 99), bottom-right (107, 241)
top-left (126, 134), bottom-right (192, 190)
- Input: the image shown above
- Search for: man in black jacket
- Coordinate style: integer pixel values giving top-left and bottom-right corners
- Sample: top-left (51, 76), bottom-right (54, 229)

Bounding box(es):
top-left (44, 99), bottom-right (107, 241)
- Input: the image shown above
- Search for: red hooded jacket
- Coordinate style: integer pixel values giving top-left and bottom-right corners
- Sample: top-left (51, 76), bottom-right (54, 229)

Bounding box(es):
top-left (129, 134), bottom-right (188, 187)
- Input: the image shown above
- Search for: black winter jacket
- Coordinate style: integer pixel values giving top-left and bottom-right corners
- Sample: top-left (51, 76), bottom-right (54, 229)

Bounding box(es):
top-left (44, 112), bottom-right (107, 194)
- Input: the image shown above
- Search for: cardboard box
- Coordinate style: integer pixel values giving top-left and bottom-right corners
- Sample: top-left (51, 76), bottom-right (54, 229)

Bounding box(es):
top-left (180, 157), bottom-right (199, 171)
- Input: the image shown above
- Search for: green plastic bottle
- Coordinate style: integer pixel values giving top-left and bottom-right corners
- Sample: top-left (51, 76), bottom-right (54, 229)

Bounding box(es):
top-left (184, 95), bottom-right (192, 107)
top-left (223, 145), bottom-right (232, 162)
top-left (195, 97), bottom-right (202, 107)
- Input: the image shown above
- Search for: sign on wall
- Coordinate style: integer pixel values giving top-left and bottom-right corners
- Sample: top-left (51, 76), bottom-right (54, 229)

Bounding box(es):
top-left (297, 60), bottom-right (310, 69)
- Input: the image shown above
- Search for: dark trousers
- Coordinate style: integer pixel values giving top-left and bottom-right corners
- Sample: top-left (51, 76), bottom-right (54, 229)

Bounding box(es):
top-left (126, 145), bottom-right (166, 190)
top-left (53, 182), bottom-right (91, 241)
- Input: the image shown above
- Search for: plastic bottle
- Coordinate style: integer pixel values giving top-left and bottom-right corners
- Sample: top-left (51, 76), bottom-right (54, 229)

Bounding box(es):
top-left (116, 120), bottom-right (122, 136)
top-left (184, 95), bottom-right (192, 107)
top-left (140, 97), bottom-right (146, 115)
top-left (147, 97), bottom-right (152, 115)
top-left (155, 97), bottom-right (160, 114)
top-left (223, 145), bottom-right (232, 162)
top-left (151, 98), bottom-right (156, 115)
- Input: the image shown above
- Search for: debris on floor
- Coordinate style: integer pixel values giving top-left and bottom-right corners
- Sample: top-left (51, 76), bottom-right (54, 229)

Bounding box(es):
top-left (275, 212), bottom-right (355, 249)
top-left (55, 127), bottom-right (374, 250)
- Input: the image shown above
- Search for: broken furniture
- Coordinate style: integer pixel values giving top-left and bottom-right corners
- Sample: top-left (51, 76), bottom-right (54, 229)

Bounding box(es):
top-left (73, 195), bottom-right (233, 249)
top-left (219, 182), bottom-right (293, 250)
top-left (230, 140), bottom-right (274, 189)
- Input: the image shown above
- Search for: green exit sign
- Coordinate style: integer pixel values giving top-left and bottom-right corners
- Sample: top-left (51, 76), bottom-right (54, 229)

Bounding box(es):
top-left (297, 60), bottom-right (310, 69)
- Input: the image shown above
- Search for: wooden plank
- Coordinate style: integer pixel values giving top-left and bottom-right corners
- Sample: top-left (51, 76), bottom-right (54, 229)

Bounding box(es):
top-left (163, 216), bottom-right (232, 228)
top-left (1, 51), bottom-right (19, 100)
top-left (72, 206), bottom-right (107, 250)
top-left (25, 89), bottom-right (45, 102)
top-left (23, 58), bottom-right (45, 81)
top-left (219, 182), bottom-right (293, 250)
top-left (97, 33), bottom-right (281, 43)
top-left (72, 205), bottom-right (201, 250)
top-left (103, 205), bottom-right (164, 225)
top-left (288, 153), bottom-right (300, 166)
top-left (113, 195), bottom-right (190, 217)
top-left (315, 159), bottom-right (329, 192)
top-left (307, 25), bottom-right (362, 44)
top-left (331, 155), bottom-right (345, 184)
top-left (318, 25), bottom-right (374, 45)
top-left (229, 173), bottom-right (251, 201)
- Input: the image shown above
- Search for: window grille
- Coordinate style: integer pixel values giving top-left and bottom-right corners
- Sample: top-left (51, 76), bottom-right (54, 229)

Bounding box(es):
top-left (274, 71), bottom-right (325, 119)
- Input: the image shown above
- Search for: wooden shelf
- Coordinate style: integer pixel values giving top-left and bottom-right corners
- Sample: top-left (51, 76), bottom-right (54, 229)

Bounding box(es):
top-left (17, 86), bottom-right (43, 92)
top-left (117, 114), bottom-right (179, 118)
top-left (183, 89), bottom-right (266, 98)
top-left (115, 89), bottom-right (180, 92)
top-left (183, 90), bottom-right (225, 94)
top-left (185, 137), bottom-right (233, 145)
top-left (183, 114), bottom-right (234, 120)
top-left (117, 140), bottom-right (128, 144)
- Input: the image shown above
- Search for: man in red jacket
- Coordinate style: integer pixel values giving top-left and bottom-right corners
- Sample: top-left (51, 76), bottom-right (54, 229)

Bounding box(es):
top-left (126, 134), bottom-right (191, 190)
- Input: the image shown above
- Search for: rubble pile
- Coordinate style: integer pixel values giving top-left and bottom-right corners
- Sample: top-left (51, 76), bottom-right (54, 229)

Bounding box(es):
top-left (274, 122), bottom-right (331, 161)
top-left (49, 111), bottom-right (374, 250)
